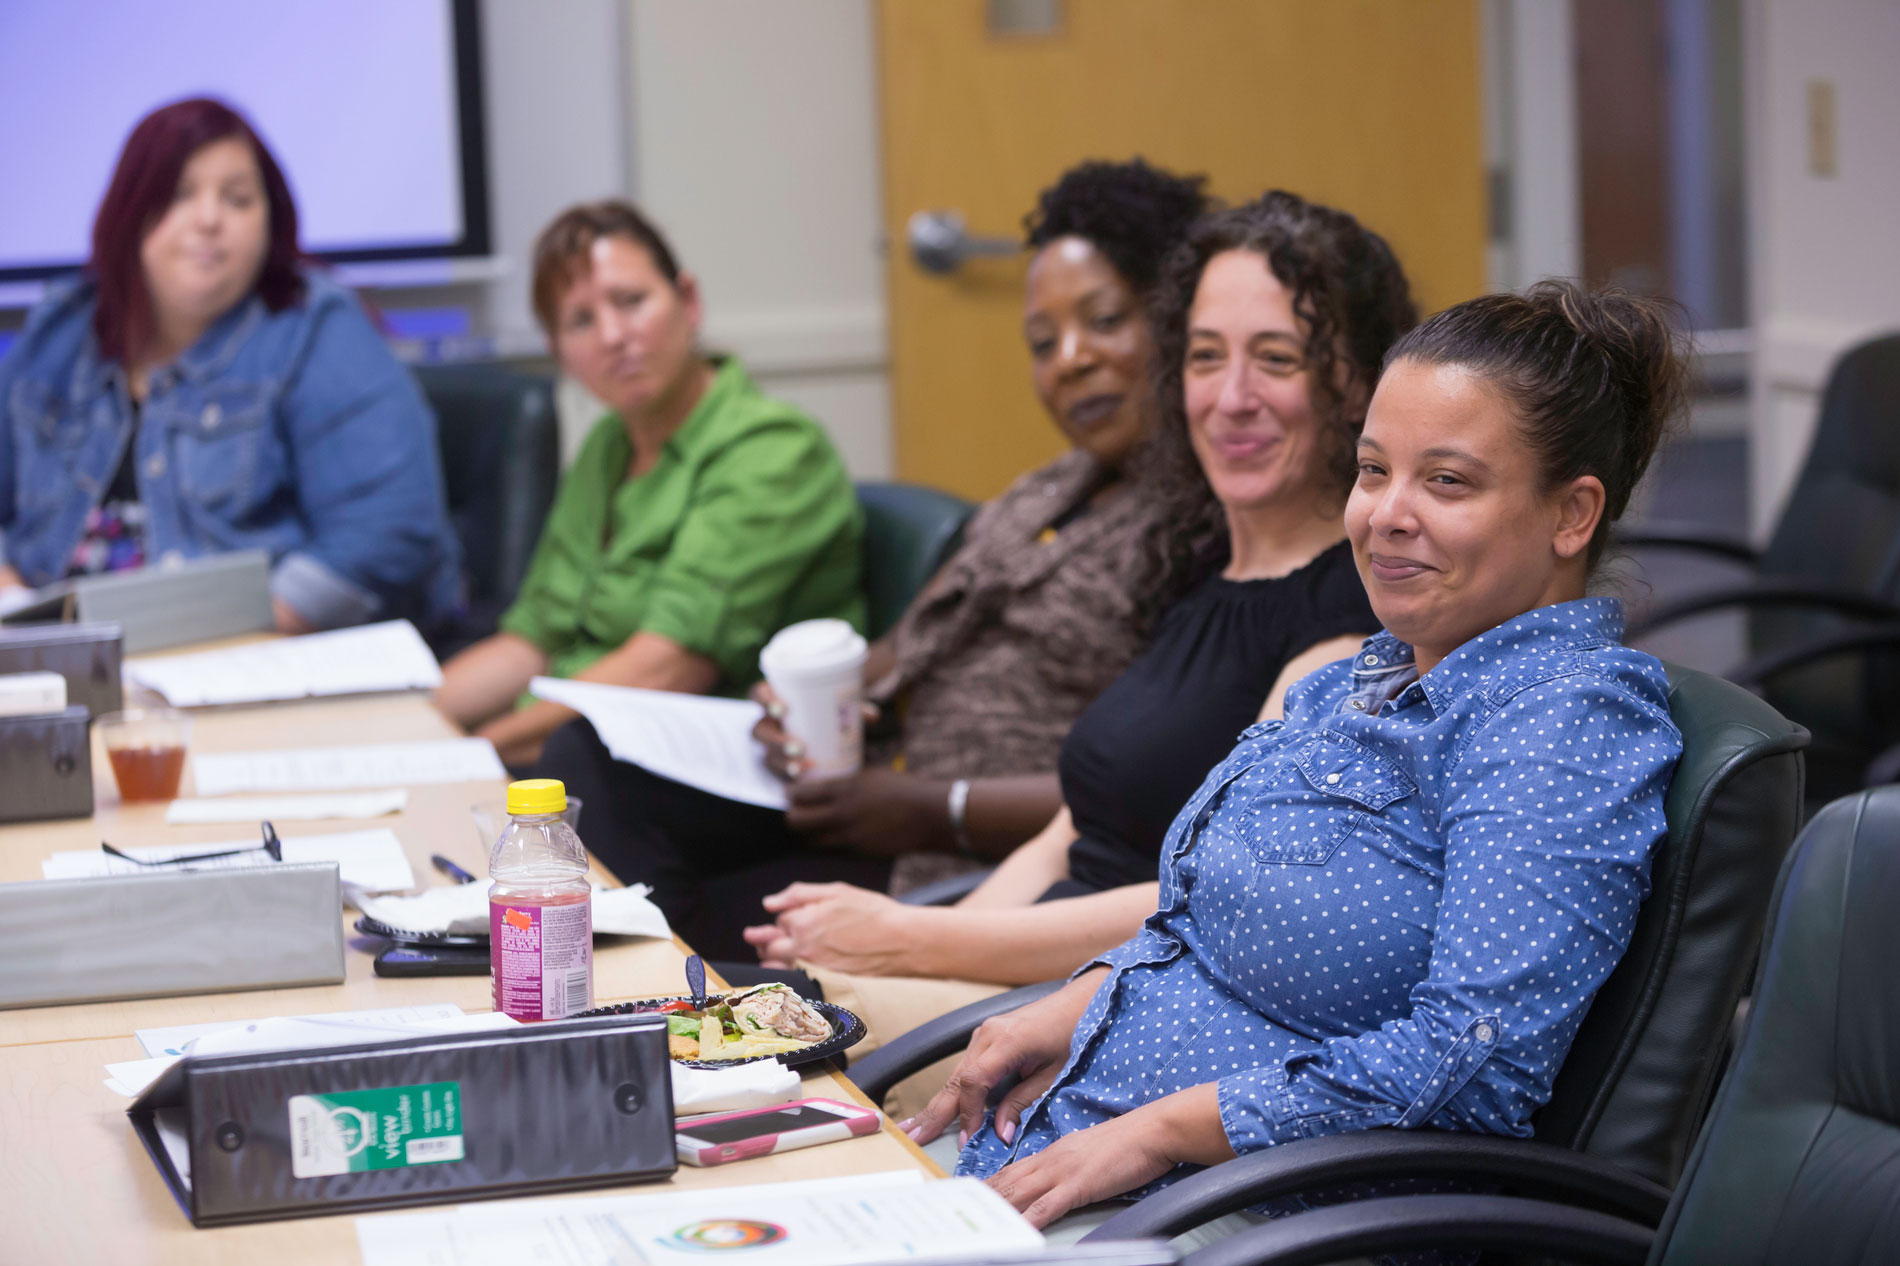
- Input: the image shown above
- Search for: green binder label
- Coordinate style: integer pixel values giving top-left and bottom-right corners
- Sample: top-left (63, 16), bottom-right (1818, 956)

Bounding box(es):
top-left (287, 1081), bottom-right (464, 1178)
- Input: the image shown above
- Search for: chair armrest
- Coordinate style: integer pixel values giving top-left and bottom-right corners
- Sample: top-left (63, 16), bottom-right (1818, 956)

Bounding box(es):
top-left (1082, 1131), bottom-right (1671, 1243)
top-left (1177, 1194), bottom-right (1653, 1266)
top-left (1727, 621), bottom-right (1900, 689)
top-left (896, 869), bottom-right (995, 906)
top-left (845, 980), bottom-right (1066, 1105)
top-left (1614, 522), bottom-right (1761, 564)
top-left (1865, 739), bottom-right (1900, 786)
top-left (1628, 579), bottom-right (1900, 637)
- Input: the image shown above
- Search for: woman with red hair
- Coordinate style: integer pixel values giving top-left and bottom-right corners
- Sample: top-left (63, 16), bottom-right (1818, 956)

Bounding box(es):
top-left (0, 97), bottom-right (459, 631)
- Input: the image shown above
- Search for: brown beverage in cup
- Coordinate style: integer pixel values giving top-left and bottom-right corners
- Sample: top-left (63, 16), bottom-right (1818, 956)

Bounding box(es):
top-left (97, 708), bottom-right (193, 802)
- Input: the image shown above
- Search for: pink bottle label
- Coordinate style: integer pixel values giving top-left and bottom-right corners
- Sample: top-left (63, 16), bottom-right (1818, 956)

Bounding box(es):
top-left (490, 898), bottom-right (592, 1021)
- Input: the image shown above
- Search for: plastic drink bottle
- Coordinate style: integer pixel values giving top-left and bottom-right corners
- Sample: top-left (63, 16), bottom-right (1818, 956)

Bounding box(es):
top-left (489, 778), bottom-right (592, 1021)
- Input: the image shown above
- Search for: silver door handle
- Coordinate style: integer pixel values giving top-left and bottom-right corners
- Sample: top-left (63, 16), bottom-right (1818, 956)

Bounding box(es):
top-left (907, 210), bottom-right (1020, 275)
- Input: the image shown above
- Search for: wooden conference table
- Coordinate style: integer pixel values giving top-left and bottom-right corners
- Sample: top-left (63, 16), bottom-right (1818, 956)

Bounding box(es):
top-left (0, 658), bottom-right (940, 1264)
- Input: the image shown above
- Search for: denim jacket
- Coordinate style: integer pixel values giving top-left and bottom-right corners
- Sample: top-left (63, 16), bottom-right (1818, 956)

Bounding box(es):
top-left (0, 272), bottom-right (461, 629)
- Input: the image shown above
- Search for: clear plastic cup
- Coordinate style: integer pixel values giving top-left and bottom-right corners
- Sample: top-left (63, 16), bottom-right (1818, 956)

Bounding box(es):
top-left (96, 708), bottom-right (193, 802)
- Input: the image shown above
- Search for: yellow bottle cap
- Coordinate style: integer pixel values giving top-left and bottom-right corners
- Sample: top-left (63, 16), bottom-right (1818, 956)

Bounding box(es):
top-left (506, 778), bottom-right (567, 816)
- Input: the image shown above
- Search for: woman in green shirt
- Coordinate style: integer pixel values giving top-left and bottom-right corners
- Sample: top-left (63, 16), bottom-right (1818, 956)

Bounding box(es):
top-left (435, 202), bottom-right (864, 767)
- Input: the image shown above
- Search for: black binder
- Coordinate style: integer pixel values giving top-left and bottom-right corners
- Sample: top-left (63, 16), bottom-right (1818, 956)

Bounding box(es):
top-left (127, 1015), bottom-right (675, 1226)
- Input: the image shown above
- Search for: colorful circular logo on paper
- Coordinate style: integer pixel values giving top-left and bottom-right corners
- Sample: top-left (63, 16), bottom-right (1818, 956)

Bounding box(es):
top-left (669, 1219), bottom-right (788, 1251)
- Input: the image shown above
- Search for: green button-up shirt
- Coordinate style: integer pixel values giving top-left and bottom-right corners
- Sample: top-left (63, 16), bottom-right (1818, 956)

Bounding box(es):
top-left (500, 358), bottom-right (865, 690)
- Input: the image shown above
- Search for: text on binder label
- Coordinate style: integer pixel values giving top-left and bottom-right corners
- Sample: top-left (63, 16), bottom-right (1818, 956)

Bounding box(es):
top-left (287, 1081), bottom-right (464, 1178)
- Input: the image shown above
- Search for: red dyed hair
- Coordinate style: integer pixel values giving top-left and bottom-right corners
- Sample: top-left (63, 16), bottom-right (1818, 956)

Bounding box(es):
top-left (89, 97), bottom-right (305, 364)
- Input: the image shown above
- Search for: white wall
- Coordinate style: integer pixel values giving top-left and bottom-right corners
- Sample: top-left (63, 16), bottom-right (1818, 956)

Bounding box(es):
top-left (624, 0), bottom-right (890, 478)
top-left (475, 0), bottom-right (629, 350)
top-left (1747, 0), bottom-right (1900, 535)
top-left (471, 0), bottom-right (891, 477)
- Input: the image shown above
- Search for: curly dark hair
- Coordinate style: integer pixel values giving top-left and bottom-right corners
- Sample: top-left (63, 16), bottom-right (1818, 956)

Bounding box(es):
top-left (1141, 190), bottom-right (1419, 601)
top-left (1023, 158), bottom-right (1210, 297)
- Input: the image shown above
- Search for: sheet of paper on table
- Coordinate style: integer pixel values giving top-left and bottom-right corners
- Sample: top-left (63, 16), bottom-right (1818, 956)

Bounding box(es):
top-left (42, 827), bottom-right (417, 891)
top-left (125, 618), bottom-right (444, 707)
top-left (352, 880), bottom-right (672, 939)
top-left (355, 1172), bottom-right (1046, 1266)
top-left (164, 788), bottom-right (410, 824)
top-left (192, 737), bottom-right (505, 796)
top-left (528, 676), bottom-right (787, 810)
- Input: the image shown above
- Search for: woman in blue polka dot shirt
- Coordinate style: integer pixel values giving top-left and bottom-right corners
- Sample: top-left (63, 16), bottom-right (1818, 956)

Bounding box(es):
top-left (904, 279), bottom-right (1689, 1229)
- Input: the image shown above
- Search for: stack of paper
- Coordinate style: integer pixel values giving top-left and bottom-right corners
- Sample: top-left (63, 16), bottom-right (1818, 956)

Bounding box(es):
top-left (192, 738), bottom-right (505, 796)
top-left (529, 676), bottom-right (788, 809)
top-left (42, 827), bottom-right (417, 891)
top-left (127, 619), bottom-right (443, 706)
top-left (352, 881), bottom-right (671, 940)
top-left (356, 1172), bottom-right (1046, 1266)
top-left (104, 1004), bottom-right (508, 1097)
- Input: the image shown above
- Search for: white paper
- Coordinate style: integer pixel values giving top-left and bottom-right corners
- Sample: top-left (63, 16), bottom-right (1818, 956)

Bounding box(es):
top-left (357, 1173), bottom-right (1043, 1266)
top-left (153, 1107), bottom-right (194, 1187)
top-left (354, 881), bottom-right (672, 940)
top-left (136, 1003), bottom-right (469, 1058)
top-left (530, 676), bottom-right (788, 810)
top-left (108, 1005), bottom-right (512, 1098)
top-left (124, 619), bottom-right (443, 707)
top-left (164, 789), bottom-right (409, 824)
top-left (42, 827), bottom-right (417, 891)
top-left (192, 737), bottom-right (505, 796)
top-left (671, 1058), bottom-right (801, 1117)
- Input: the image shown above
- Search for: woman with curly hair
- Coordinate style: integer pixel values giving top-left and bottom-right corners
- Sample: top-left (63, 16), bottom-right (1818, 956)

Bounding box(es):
top-left (542, 158), bottom-right (1209, 959)
top-left (741, 193), bottom-right (1415, 1100)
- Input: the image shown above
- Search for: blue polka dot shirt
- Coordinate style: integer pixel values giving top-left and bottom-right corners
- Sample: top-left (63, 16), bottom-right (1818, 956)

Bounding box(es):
top-left (957, 597), bottom-right (1682, 1195)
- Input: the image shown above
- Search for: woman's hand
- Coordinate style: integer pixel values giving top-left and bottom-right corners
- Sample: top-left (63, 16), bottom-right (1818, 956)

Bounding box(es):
top-left (982, 1085), bottom-right (1234, 1229)
top-left (750, 682), bottom-right (882, 781)
top-left (785, 768), bottom-right (952, 855)
top-left (740, 882), bottom-right (916, 974)
top-left (901, 967), bottom-right (1108, 1150)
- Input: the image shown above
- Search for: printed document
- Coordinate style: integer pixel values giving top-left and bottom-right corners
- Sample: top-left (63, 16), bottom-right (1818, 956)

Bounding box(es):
top-left (126, 619), bottom-right (443, 706)
top-left (529, 676), bottom-right (787, 809)
top-left (164, 789), bottom-right (410, 824)
top-left (192, 737), bottom-right (505, 796)
top-left (356, 1172), bottom-right (1045, 1266)
top-left (42, 827), bottom-right (417, 891)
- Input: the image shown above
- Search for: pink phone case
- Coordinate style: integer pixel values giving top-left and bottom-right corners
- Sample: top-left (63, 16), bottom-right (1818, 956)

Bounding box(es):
top-left (675, 1097), bottom-right (882, 1167)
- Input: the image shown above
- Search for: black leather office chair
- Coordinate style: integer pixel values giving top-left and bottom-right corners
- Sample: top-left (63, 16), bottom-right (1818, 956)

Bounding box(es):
top-left (1170, 785), bottom-right (1900, 1266)
top-left (850, 664), bottom-right (1808, 1245)
top-left (414, 363), bottom-right (560, 656)
top-left (855, 481), bottom-right (975, 640)
top-left (1623, 333), bottom-right (1900, 805)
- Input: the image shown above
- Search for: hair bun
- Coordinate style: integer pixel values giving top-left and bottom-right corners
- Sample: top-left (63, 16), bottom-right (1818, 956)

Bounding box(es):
top-left (1387, 279), bottom-right (1690, 567)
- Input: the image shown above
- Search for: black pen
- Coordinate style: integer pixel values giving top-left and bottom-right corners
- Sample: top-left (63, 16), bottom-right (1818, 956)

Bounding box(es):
top-left (431, 853), bottom-right (479, 884)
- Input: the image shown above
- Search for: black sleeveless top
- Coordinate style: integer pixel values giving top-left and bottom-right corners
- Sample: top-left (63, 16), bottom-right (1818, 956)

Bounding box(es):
top-left (1061, 540), bottom-right (1375, 893)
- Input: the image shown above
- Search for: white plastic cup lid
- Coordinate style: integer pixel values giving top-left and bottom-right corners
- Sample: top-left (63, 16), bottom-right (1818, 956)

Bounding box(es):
top-left (760, 618), bottom-right (868, 679)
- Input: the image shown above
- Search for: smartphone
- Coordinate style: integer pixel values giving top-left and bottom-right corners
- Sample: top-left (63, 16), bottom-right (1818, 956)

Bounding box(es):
top-left (675, 1097), bottom-right (881, 1167)
top-left (373, 945), bottom-right (492, 977)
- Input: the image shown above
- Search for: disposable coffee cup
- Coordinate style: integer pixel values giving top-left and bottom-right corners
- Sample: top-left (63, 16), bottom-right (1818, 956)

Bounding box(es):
top-left (759, 618), bottom-right (869, 779)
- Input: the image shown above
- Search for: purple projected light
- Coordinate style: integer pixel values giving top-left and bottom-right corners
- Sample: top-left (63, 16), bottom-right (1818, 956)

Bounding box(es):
top-left (0, 0), bottom-right (465, 273)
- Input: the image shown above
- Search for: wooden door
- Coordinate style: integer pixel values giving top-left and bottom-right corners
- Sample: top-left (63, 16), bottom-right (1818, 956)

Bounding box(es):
top-left (877, 0), bottom-right (1487, 501)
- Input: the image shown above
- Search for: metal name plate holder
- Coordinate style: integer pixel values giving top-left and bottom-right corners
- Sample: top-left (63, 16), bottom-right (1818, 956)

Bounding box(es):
top-left (128, 1014), bottom-right (675, 1226)
top-left (0, 703), bottom-right (93, 823)
top-left (0, 621), bottom-right (124, 720)
top-left (1, 549), bottom-right (273, 653)
top-left (0, 863), bottom-right (347, 1009)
